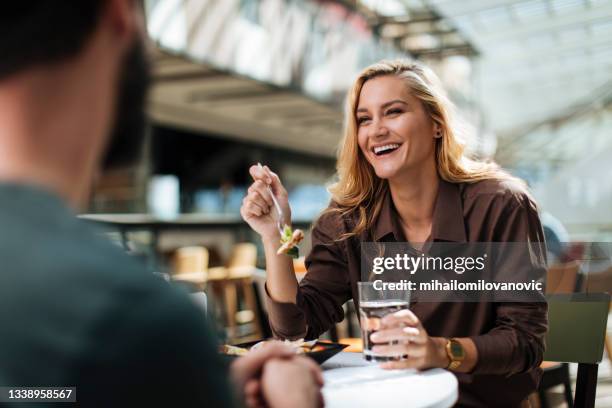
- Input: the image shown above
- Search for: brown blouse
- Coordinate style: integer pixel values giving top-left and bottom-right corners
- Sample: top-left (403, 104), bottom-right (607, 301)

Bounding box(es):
top-left (265, 178), bottom-right (548, 407)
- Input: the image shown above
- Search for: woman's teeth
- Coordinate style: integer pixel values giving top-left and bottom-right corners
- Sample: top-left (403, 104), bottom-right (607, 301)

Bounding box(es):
top-left (373, 144), bottom-right (400, 156)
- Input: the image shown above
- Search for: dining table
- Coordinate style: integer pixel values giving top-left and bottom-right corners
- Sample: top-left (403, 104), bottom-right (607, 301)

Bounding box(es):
top-left (321, 352), bottom-right (458, 408)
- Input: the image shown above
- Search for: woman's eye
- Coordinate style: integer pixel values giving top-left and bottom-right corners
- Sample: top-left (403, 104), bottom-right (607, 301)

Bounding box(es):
top-left (357, 117), bottom-right (370, 125)
top-left (386, 108), bottom-right (402, 115)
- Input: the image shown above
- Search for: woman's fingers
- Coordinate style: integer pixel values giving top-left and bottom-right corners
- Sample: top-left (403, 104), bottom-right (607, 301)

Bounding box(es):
top-left (252, 164), bottom-right (288, 199)
top-left (242, 181), bottom-right (274, 217)
top-left (248, 181), bottom-right (274, 208)
top-left (380, 358), bottom-right (425, 370)
top-left (372, 342), bottom-right (427, 358)
top-left (381, 309), bottom-right (421, 328)
top-left (248, 164), bottom-right (287, 200)
top-left (249, 164), bottom-right (272, 184)
top-left (263, 165), bottom-right (288, 197)
top-left (248, 180), bottom-right (274, 207)
top-left (370, 326), bottom-right (423, 344)
top-left (370, 309), bottom-right (430, 368)
top-left (242, 196), bottom-right (267, 217)
top-left (247, 164), bottom-right (290, 225)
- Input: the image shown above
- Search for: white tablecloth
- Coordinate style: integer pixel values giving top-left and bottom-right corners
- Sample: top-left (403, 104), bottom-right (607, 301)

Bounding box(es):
top-left (322, 352), bottom-right (458, 408)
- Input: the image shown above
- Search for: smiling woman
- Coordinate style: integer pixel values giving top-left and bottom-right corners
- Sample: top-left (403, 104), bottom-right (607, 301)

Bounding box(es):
top-left (241, 59), bottom-right (548, 408)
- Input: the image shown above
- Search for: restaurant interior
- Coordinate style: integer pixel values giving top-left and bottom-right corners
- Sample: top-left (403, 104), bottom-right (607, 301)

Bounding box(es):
top-left (81, 0), bottom-right (612, 406)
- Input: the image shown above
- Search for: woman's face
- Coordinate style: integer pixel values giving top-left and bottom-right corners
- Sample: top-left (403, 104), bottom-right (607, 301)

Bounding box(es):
top-left (356, 75), bottom-right (437, 181)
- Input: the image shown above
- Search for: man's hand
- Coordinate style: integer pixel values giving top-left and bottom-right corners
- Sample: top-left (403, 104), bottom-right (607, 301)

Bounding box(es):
top-left (229, 342), bottom-right (324, 408)
top-left (230, 342), bottom-right (295, 407)
top-left (261, 356), bottom-right (324, 408)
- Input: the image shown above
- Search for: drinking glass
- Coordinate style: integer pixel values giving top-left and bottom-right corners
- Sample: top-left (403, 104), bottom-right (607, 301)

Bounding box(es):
top-left (358, 281), bottom-right (411, 362)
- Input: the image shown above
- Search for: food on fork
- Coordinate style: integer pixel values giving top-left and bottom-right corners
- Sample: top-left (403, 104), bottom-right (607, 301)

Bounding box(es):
top-left (277, 225), bottom-right (304, 258)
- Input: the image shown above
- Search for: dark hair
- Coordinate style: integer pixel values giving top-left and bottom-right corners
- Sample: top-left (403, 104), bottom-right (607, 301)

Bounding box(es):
top-left (0, 1), bottom-right (106, 79)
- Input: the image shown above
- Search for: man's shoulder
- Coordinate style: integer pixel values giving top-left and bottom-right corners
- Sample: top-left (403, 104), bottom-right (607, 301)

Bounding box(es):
top-left (0, 187), bottom-right (206, 335)
top-left (0, 210), bottom-right (197, 328)
top-left (42, 221), bottom-right (198, 325)
top-left (0, 198), bottom-right (218, 391)
top-left (15, 214), bottom-right (155, 292)
top-left (0, 184), bottom-right (150, 285)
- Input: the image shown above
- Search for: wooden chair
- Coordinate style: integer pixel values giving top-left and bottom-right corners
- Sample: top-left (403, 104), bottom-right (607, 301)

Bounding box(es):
top-left (207, 243), bottom-right (264, 342)
top-left (541, 293), bottom-right (610, 408)
top-left (228, 243), bottom-right (257, 269)
top-left (546, 261), bottom-right (580, 295)
top-left (171, 246), bottom-right (209, 290)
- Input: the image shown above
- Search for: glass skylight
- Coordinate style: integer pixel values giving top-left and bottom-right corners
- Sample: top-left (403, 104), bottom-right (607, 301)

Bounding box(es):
top-left (476, 6), bottom-right (514, 30)
top-left (511, 0), bottom-right (550, 22)
top-left (550, 0), bottom-right (586, 15)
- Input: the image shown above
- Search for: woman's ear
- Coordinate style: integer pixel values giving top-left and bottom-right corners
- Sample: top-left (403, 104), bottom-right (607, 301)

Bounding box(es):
top-left (434, 125), bottom-right (443, 139)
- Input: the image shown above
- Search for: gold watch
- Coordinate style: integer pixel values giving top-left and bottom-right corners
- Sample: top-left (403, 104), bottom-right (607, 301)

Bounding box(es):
top-left (445, 338), bottom-right (465, 370)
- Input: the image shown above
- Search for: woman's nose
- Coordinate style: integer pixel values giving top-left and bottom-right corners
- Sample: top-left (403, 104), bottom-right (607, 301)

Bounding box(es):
top-left (368, 118), bottom-right (389, 138)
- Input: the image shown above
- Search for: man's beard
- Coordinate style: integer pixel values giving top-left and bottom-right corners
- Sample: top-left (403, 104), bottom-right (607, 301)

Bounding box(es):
top-left (101, 39), bottom-right (151, 170)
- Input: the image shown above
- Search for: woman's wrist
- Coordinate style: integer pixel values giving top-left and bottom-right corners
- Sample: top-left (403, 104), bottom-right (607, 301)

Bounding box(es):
top-left (261, 231), bottom-right (281, 247)
top-left (430, 337), bottom-right (477, 373)
top-left (431, 337), bottom-right (451, 369)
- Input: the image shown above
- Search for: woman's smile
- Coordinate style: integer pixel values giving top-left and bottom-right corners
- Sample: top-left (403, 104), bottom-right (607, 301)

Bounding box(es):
top-left (371, 143), bottom-right (402, 156)
top-left (368, 141), bottom-right (406, 167)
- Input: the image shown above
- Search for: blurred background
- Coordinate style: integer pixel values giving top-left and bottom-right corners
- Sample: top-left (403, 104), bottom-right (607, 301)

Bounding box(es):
top-left (81, 1), bottom-right (612, 405)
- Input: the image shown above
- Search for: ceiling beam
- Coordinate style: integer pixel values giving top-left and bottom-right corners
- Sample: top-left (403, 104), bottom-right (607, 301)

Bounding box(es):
top-left (380, 21), bottom-right (457, 38)
top-left (428, 0), bottom-right (526, 18)
top-left (154, 70), bottom-right (229, 82)
top-left (372, 10), bottom-right (441, 26)
top-left (148, 101), bottom-right (339, 157)
top-left (408, 44), bottom-right (479, 58)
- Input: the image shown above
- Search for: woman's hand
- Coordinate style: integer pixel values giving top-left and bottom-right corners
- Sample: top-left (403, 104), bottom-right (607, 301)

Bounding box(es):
top-left (370, 309), bottom-right (449, 370)
top-left (240, 164), bottom-right (291, 241)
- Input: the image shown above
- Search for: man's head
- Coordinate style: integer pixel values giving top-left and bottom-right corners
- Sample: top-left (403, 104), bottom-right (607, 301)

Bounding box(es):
top-left (0, 0), bottom-right (151, 172)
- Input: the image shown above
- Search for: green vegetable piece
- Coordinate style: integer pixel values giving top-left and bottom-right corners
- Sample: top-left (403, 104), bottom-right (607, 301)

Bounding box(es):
top-left (286, 246), bottom-right (299, 258)
top-left (281, 224), bottom-right (293, 242)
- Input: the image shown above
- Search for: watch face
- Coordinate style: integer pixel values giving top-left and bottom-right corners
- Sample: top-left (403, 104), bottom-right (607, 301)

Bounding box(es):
top-left (450, 340), bottom-right (465, 359)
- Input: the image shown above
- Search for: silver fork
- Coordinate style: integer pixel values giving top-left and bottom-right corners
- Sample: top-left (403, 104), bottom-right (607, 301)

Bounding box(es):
top-left (257, 163), bottom-right (285, 235)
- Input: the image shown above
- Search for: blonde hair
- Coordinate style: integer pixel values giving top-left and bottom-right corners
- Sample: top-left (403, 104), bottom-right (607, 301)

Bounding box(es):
top-left (327, 59), bottom-right (519, 240)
